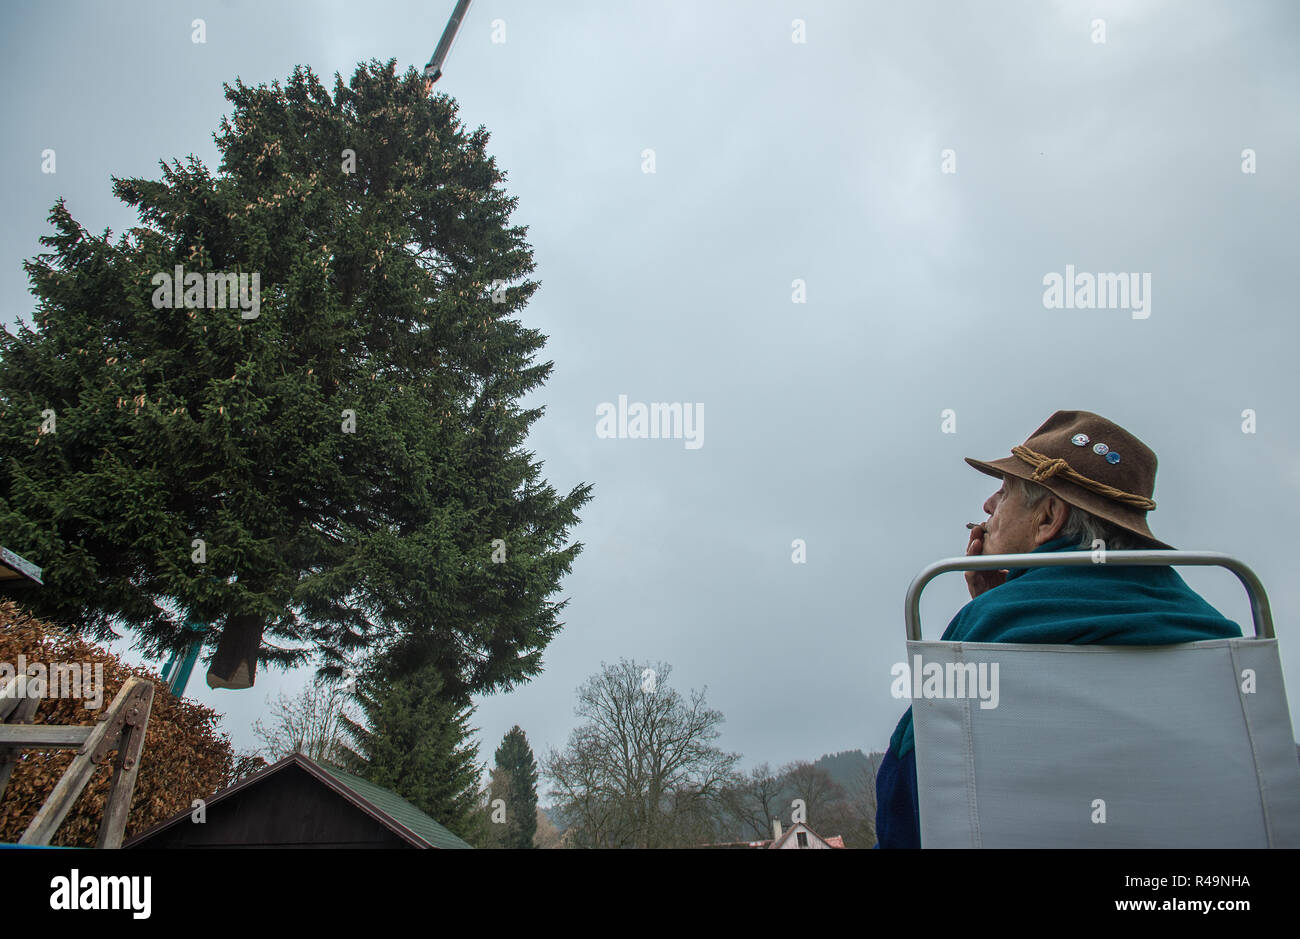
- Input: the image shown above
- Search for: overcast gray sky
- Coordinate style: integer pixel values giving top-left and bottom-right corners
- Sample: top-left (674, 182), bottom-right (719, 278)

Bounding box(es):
top-left (2, 0), bottom-right (1298, 785)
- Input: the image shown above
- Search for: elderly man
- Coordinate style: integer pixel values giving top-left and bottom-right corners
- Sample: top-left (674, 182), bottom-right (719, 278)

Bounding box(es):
top-left (874, 410), bottom-right (1242, 848)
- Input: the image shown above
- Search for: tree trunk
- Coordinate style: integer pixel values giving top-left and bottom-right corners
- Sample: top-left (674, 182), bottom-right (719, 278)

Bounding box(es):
top-left (206, 611), bottom-right (264, 689)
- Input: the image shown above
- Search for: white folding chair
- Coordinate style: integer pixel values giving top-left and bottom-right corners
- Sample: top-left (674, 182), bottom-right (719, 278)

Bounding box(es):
top-left (905, 551), bottom-right (1300, 848)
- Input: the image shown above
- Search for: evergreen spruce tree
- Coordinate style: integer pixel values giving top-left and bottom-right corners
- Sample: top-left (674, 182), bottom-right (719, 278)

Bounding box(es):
top-left (491, 725), bottom-right (538, 848)
top-left (481, 765), bottom-right (513, 848)
top-left (0, 60), bottom-right (591, 690)
top-left (338, 656), bottom-right (483, 840)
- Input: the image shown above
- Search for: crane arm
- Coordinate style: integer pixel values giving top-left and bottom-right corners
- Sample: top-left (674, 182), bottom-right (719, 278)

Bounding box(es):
top-left (424, 0), bottom-right (473, 88)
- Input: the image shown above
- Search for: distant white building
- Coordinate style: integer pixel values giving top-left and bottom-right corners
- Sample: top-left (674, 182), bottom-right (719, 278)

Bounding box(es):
top-left (703, 820), bottom-right (845, 849)
top-left (768, 820), bottom-right (844, 849)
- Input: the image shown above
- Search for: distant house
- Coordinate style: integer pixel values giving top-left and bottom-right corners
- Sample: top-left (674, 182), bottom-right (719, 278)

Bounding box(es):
top-left (124, 753), bottom-right (472, 849)
top-left (769, 821), bottom-right (843, 849)
top-left (704, 820), bottom-right (845, 849)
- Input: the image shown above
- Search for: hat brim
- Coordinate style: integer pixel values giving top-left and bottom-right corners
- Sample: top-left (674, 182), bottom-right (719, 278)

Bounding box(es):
top-left (965, 456), bottom-right (1175, 551)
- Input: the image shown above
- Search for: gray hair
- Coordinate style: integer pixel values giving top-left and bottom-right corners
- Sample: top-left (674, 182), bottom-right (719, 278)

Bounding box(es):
top-left (1003, 475), bottom-right (1143, 551)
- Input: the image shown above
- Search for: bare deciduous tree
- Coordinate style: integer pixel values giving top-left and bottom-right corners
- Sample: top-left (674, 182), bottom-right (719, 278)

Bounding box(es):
top-left (837, 750), bottom-right (884, 847)
top-left (719, 763), bottom-right (785, 840)
top-left (251, 680), bottom-right (356, 766)
top-left (542, 659), bottom-right (739, 848)
top-left (779, 760), bottom-right (845, 831)
top-left (794, 753), bottom-right (884, 848)
top-left (533, 805), bottom-right (564, 849)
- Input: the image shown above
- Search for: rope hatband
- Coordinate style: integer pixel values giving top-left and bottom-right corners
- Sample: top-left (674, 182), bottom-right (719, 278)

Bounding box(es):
top-left (1011, 445), bottom-right (1156, 510)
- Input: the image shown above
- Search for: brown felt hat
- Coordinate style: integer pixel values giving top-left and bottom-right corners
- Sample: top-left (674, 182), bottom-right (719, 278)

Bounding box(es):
top-left (965, 410), bottom-right (1172, 550)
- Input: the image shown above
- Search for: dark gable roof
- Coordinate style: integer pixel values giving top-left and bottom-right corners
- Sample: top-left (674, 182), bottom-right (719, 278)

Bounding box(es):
top-left (124, 753), bottom-right (472, 849)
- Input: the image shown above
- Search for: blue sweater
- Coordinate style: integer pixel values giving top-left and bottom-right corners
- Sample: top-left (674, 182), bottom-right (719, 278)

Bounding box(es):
top-left (874, 537), bottom-right (1243, 848)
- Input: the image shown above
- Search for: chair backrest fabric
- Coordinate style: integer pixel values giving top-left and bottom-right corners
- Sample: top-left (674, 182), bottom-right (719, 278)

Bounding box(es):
top-left (909, 637), bottom-right (1300, 848)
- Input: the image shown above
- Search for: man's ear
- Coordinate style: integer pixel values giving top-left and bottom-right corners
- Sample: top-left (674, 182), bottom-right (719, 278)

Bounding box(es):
top-left (1034, 496), bottom-right (1071, 545)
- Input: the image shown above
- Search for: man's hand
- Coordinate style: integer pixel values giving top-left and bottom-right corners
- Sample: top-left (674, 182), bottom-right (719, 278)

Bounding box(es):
top-left (964, 523), bottom-right (1008, 599)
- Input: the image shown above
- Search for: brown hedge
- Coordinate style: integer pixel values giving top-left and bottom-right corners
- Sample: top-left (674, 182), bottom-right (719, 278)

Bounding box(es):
top-left (0, 600), bottom-right (247, 846)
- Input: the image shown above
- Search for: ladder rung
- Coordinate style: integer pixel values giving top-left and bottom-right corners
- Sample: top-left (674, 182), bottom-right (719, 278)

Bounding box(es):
top-left (0, 725), bottom-right (94, 749)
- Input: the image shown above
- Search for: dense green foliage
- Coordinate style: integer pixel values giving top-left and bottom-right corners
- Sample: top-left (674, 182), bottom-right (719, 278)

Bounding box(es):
top-left (0, 59), bottom-right (590, 692)
top-left (338, 656), bottom-right (484, 841)
top-left (490, 725), bottom-right (539, 848)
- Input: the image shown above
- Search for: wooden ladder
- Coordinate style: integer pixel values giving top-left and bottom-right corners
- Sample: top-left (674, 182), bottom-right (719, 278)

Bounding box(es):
top-left (0, 672), bottom-right (154, 848)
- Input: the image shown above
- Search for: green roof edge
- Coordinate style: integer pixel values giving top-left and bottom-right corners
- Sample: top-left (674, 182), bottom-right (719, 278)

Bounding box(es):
top-left (310, 759), bottom-right (474, 850)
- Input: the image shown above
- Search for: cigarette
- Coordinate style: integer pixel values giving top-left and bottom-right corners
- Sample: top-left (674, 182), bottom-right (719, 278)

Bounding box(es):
top-left (966, 522), bottom-right (981, 530)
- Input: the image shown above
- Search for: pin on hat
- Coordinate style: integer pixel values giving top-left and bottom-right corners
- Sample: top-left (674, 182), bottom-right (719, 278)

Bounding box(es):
top-left (964, 410), bottom-right (1171, 549)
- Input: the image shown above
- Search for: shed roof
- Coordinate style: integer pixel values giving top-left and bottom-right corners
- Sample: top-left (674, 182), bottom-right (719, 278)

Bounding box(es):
top-left (311, 759), bottom-right (472, 850)
top-left (124, 752), bottom-right (472, 849)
